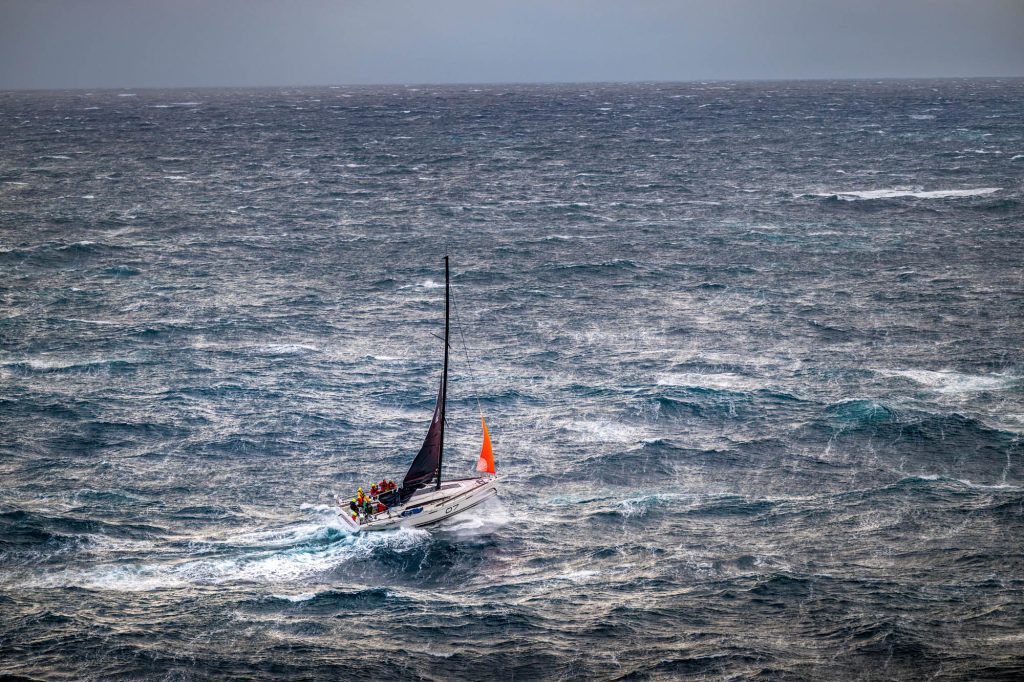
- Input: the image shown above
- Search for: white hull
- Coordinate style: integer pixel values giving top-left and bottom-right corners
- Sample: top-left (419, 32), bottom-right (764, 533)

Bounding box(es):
top-left (339, 476), bottom-right (497, 533)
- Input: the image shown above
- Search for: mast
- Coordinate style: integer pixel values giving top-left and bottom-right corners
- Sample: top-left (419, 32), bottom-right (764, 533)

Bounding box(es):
top-left (436, 256), bottom-right (450, 490)
top-left (399, 257), bottom-right (451, 497)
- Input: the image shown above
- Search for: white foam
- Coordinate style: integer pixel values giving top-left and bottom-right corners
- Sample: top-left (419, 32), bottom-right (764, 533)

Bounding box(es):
top-left (42, 525), bottom-right (431, 591)
top-left (555, 569), bottom-right (600, 582)
top-left (29, 505), bottom-right (429, 593)
top-left (903, 474), bottom-right (1020, 491)
top-left (63, 318), bottom-right (119, 326)
top-left (271, 591), bottom-right (318, 602)
top-left (256, 343), bottom-right (319, 355)
top-left (226, 521), bottom-right (340, 548)
top-left (567, 419), bottom-right (642, 444)
top-left (616, 492), bottom-right (689, 518)
top-left (952, 478), bottom-right (1020, 491)
top-left (655, 372), bottom-right (764, 392)
top-left (189, 340), bottom-right (320, 356)
top-left (878, 369), bottom-right (1017, 394)
top-left (436, 498), bottom-right (509, 535)
top-left (398, 279), bottom-right (444, 290)
top-left (812, 187), bottom-right (1001, 200)
top-left (618, 498), bottom-right (649, 518)
top-left (84, 536), bottom-right (156, 552)
top-left (368, 354), bottom-right (404, 362)
top-left (6, 355), bottom-right (125, 371)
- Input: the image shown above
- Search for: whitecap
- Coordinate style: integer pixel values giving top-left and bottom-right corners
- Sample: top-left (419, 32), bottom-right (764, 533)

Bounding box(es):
top-left (254, 343), bottom-right (319, 355)
top-left (655, 372), bottom-right (765, 392)
top-left (952, 478), bottom-right (1020, 491)
top-left (7, 355), bottom-right (123, 371)
top-left (555, 569), bottom-right (600, 582)
top-left (270, 591), bottom-right (318, 602)
top-left (811, 187), bottom-right (1001, 200)
top-left (63, 318), bottom-right (118, 325)
top-left (616, 492), bottom-right (691, 518)
top-left (877, 368), bottom-right (1017, 394)
top-left (566, 419), bottom-right (642, 444)
top-left (400, 279), bottom-right (442, 289)
top-left (618, 498), bottom-right (649, 518)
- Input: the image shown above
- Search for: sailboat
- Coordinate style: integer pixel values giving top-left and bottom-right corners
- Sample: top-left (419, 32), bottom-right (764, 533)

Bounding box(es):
top-left (338, 256), bottom-right (498, 532)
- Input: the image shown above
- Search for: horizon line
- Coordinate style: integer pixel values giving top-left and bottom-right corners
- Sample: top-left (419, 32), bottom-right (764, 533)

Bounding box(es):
top-left (4, 74), bottom-right (1024, 93)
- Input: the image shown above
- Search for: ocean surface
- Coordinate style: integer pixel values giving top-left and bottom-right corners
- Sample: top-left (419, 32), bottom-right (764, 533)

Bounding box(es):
top-left (1, 79), bottom-right (1022, 680)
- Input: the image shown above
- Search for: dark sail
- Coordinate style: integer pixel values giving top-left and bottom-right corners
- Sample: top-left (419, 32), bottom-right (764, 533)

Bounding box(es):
top-left (402, 379), bottom-right (445, 489)
top-left (400, 257), bottom-right (450, 496)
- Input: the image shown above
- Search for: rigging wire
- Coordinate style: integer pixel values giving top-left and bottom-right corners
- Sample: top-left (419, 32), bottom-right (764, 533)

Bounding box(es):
top-left (448, 267), bottom-right (485, 420)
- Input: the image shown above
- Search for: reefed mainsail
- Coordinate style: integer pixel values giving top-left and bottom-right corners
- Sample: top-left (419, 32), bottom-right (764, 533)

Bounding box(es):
top-left (402, 378), bottom-right (446, 490)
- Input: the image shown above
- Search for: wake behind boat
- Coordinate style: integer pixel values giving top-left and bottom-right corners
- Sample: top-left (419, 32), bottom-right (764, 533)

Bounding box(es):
top-left (338, 257), bottom-right (498, 532)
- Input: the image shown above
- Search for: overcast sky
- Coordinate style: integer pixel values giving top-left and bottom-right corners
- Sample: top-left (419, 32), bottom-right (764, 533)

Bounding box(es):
top-left (1, 0), bottom-right (1022, 89)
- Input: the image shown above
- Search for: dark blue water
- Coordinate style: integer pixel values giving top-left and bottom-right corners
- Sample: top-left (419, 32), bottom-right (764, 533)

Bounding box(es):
top-left (1, 80), bottom-right (1022, 680)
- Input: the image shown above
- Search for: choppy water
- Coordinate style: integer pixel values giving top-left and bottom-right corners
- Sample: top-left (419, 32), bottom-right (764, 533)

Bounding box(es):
top-left (1, 80), bottom-right (1023, 680)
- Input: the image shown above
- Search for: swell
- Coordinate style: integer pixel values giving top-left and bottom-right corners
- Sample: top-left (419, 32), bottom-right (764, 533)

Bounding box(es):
top-left (1, 80), bottom-right (1023, 681)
